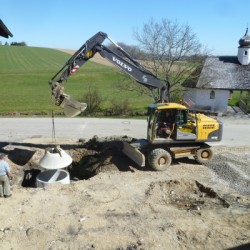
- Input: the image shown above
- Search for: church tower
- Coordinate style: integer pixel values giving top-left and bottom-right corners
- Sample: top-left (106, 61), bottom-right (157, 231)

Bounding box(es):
top-left (238, 28), bottom-right (250, 65)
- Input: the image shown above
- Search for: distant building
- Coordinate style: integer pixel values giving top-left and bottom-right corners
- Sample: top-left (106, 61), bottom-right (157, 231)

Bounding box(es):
top-left (0, 19), bottom-right (13, 38)
top-left (183, 28), bottom-right (250, 114)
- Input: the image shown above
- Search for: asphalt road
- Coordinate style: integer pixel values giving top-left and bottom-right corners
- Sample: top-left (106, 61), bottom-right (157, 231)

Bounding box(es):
top-left (0, 117), bottom-right (250, 146)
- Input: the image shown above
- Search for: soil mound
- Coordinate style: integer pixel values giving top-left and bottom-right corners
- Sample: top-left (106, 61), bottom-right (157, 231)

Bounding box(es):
top-left (145, 179), bottom-right (230, 210)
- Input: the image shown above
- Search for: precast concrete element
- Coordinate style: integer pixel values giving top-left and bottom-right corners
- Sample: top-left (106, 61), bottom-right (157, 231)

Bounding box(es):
top-left (39, 147), bottom-right (72, 169)
top-left (36, 169), bottom-right (70, 188)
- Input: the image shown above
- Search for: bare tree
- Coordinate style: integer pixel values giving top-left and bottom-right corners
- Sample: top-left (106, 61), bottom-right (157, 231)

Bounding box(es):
top-left (134, 18), bottom-right (208, 101)
top-left (106, 42), bottom-right (143, 59)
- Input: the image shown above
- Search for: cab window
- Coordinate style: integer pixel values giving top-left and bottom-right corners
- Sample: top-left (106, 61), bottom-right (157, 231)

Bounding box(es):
top-left (177, 110), bottom-right (187, 125)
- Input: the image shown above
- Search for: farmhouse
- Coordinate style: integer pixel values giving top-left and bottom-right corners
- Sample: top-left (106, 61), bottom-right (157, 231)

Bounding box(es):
top-left (0, 19), bottom-right (13, 38)
top-left (184, 28), bottom-right (250, 114)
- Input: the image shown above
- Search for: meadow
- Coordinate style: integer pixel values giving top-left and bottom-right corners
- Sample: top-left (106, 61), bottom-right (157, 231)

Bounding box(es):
top-left (0, 46), bottom-right (152, 116)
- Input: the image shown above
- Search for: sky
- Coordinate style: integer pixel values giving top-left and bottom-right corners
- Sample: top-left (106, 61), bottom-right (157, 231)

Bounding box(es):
top-left (1, 0), bottom-right (250, 56)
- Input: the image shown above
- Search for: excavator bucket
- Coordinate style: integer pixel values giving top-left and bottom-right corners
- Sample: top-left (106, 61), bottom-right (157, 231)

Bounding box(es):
top-left (60, 95), bottom-right (87, 117)
top-left (51, 82), bottom-right (87, 117)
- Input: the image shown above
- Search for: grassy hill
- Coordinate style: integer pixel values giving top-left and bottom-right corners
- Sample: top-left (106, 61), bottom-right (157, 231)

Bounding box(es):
top-left (0, 46), bottom-right (151, 116)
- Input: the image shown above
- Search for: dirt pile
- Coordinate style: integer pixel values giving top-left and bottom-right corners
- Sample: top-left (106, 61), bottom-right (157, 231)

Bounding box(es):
top-left (145, 179), bottom-right (230, 210)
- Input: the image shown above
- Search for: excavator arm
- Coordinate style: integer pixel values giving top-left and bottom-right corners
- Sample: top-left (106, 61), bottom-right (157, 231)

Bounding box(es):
top-left (49, 31), bottom-right (170, 117)
top-left (50, 32), bottom-right (108, 84)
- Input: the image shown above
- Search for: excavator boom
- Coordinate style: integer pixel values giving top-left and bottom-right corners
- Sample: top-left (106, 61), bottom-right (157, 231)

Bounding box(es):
top-left (49, 31), bottom-right (170, 117)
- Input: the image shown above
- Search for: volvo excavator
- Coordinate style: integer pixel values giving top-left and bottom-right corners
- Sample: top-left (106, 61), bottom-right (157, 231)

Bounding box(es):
top-left (49, 31), bottom-right (223, 171)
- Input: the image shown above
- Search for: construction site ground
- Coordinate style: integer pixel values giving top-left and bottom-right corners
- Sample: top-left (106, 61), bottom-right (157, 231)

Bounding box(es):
top-left (0, 113), bottom-right (250, 250)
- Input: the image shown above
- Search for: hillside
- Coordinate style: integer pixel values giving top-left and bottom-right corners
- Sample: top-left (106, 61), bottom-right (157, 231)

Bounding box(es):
top-left (0, 46), bottom-right (151, 115)
top-left (0, 46), bottom-right (70, 73)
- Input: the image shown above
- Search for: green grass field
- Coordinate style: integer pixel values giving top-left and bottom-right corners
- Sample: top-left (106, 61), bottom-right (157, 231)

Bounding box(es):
top-left (0, 46), bottom-right (152, 116)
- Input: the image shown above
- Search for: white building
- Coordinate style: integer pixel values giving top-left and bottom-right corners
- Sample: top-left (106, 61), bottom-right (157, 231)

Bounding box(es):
top-left (184, 28), bottom-right (250, 114)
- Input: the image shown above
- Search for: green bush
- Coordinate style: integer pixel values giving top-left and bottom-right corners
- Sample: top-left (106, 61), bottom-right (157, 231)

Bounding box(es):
top-left (82, 84), bottom-right (103, 114)
top-left (109, 98), bottom-right (132, 116)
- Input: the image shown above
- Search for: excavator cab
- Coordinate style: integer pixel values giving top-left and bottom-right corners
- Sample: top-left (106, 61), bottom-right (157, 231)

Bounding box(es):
top-left (147, 103), bottom-right (197, 143)
top-left (147, 102), bottom-right (222, 144)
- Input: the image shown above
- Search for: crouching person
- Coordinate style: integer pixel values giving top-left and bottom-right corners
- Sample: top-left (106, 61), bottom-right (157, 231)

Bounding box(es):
top-left (0, 153), bottom-right (13, 198)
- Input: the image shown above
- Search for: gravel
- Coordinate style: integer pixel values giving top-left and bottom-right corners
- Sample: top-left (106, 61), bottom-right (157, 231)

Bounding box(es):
top-left (206, 146), bottom-right (250, 195)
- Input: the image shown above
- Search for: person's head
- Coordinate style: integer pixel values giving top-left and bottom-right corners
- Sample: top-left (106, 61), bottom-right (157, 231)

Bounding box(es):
top-left (165, 111), bottom-right (170, 117)
top-left (0, 153), bottom-right (6, 160)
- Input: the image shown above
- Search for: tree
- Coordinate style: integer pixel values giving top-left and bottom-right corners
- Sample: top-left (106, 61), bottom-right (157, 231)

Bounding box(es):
top-left (106, 42), bottom-right (143, 59)
top-left (134, 18), bottom-right (208, 101)
top-left (10, 41), bottom-right (27, 46)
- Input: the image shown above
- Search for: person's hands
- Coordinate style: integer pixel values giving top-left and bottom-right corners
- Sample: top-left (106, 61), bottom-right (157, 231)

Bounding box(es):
top-left (8, 173), bottom-right (13, 180)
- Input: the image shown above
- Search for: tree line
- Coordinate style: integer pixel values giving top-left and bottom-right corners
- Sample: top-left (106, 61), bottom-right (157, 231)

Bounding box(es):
top-left (0, 41), bottom-right (27, 46)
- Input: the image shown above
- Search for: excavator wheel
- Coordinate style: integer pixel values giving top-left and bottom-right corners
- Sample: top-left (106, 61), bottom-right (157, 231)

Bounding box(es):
top-left (148, 148), bottom-right (172, 171)
top-left (194, 147), bottom-right (214, 164)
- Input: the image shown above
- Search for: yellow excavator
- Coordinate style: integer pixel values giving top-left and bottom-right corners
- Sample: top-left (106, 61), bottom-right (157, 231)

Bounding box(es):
top-left (49, 31), bottom-right (223, 171)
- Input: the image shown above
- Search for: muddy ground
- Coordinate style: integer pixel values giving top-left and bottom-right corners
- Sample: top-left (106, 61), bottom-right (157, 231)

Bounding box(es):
top-left (0, 136), bottom-right (249, 250)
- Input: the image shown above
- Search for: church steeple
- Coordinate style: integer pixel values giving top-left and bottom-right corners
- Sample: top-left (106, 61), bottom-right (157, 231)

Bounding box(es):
top-left (238, 27), bottom-right (250, 65)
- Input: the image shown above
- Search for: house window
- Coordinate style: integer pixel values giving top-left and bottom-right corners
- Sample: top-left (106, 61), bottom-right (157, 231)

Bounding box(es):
top-left (210, 90), bottom-right (215, 99)
top-left (244, 51), bottom-right (248, 56)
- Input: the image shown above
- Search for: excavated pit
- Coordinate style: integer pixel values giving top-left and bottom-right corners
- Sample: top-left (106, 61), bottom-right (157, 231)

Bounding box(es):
top-left (7, 136), bottom-right (135, 187)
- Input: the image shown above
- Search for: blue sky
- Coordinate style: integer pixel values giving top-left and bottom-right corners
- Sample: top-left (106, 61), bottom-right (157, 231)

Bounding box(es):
top-left (1, 0), bottom-right (249, 55)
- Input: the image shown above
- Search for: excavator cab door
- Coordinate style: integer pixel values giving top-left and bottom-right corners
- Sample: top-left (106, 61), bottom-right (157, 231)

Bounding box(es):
top-left (147, 105), bottom-right (158, 142)
top-left (148, 107), bottom-right (175, 142)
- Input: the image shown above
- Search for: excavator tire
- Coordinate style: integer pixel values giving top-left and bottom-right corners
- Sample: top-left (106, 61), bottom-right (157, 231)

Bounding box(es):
top-left (194, 147), bottom-right (214, 164)
top-left (148, 148), bottom-right (172, 171)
